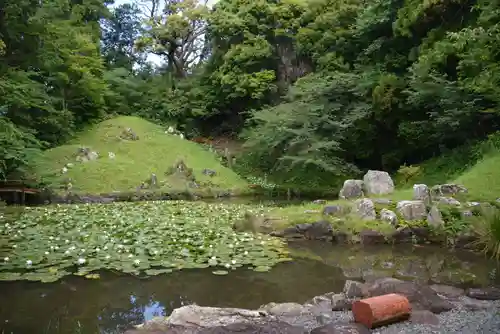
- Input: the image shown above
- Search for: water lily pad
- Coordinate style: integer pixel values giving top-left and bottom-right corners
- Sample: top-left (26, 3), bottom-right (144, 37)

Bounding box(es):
top-left (0, 201), bottom-right (289, 282)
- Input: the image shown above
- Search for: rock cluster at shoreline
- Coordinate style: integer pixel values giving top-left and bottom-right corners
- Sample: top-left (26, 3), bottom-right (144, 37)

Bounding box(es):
top-left (268, 170), bottom-right (491, 248)
top-left (125, 278), bottom-right (500, 333)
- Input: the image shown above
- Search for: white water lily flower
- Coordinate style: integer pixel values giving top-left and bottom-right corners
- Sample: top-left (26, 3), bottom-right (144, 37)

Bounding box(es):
top-left (134, 259), bottom-right (141, 265)
top-left (26, 260), bottom-right (32, 266)
top-left (167, 126), bottom-right (174, 133)
top-left (224, 263), bottom-right (231, 268)
top-left (64, 250), bottom-right (70, 255)
top-left (228, 244), bottom-right (234, 248)
top-left (4, 257), bottom-right (9, 262)
top-left (77, 258), bottom-right (86, 265)
top-left (69, 246), bottom-right (76, 251)
top-left (54, 246), bottom-right (59, 250)
top-left (65, 240), bottom-right (70, 243)
top-left (244, 251), bottom-right (248, 255)
top-left (153, 250), bottom-right (158, 255)
top-left (95, 248), bottom-right (100, 252)
top-left (49, 236), bottom-right (54, 240)
top-left (12, 245), bottom-right (17, 249)
top-left (179, 134), bottom-right (184, 139)
top-left (128, 254), bottom-right (133, 258)
top-left (44, 252), bottom-right (49, 255)
top-left (105, 255), bottom-right (111, 260)
top-left (80, 249), bottom-right (86, 253)
top-left (117, 244), bottom-right (123, 249)
top-left (103, 246), bottom-right (108, 250)
top-left (231, 259), bottom-right (236, 265)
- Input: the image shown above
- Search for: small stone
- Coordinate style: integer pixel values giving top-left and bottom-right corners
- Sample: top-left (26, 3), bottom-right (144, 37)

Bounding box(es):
top-left (380, 208), bottom-right (398, 226)
top-left (322, 205), bottom-right (346, 216)
top-left (311, 322), bottom-right (370, 334)
top-left (438, 197), bottom-right (461, 206)
top-left (331, 293), bottom-right (353, 311)
top-left (427, 205), bottom-right (443, 228)
top-left (410, 310), bottom-right (439, 325)
top-left (466, 287), bottom-right (500, 300)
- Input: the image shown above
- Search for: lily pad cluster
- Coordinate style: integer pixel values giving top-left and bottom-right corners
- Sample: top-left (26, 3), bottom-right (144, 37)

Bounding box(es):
top-left (0, 201), bottom-right (291, 282)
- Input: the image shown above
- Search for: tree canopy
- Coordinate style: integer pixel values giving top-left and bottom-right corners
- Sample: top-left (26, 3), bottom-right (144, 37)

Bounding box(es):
top-left (2, 0), bottom-right (500, 190)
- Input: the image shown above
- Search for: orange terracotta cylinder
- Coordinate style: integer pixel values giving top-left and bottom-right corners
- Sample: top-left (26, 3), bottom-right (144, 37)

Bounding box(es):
top-left (352, 293), bottom-right (411, 329)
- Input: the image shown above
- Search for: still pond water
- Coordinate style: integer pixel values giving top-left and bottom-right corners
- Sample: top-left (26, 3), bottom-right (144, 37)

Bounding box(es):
top-left (0, 241), bottom-right (499, 334)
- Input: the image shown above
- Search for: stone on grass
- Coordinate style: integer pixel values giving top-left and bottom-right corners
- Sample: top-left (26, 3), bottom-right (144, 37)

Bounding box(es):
top-left (339, 179), bottom-right (364, 199)
top-left (352, 293), bottom-right (411, 329)
top-left (396, 200), bottom-right (427, 221)
top-left (380, 208), bottom-right (398, 226)
top-left (431, 184), bottom-right (467, 197)
top-left (322, 205), bottom-right (346, 216)
top-left (354, 198), bottom-right (376, 220)
top-left (363, 170), bottom-right (395, 196)
top-left (427, 205), bottom-right (443, 228)
top-left (413, 184), bottom-right (431, 206)
top-left (438, 197), bottom-right (461, 206)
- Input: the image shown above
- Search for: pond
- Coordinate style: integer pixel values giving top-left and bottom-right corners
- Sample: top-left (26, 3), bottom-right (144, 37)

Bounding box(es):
top-left (0, 242), bottom-right (499, 334)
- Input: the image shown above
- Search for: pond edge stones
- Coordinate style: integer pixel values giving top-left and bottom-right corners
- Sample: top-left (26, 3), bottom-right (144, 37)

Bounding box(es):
top-left (126, 279), bottom-right (500, 334)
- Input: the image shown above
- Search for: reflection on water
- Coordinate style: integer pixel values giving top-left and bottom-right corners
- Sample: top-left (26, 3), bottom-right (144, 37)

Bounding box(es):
top-left (0, 243), bottom-right (499, 334)
top-left (0, 259), bottom-right (345, 334)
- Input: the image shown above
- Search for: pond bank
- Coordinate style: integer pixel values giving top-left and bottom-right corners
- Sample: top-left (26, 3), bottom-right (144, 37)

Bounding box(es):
top-left (126, 278), bottom-right (500, 333)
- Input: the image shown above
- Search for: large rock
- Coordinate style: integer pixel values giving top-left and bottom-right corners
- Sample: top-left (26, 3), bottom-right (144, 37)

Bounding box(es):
top-left (339, 179), bottom-right (364, 199)
top-left (396, 200), bottom-right (427, 221)
top-left (354, 198), bottom-right (376, 220)
top-left (413, 184), bottom-right (431, 206)
top-left (363, 170), bottom-right (395, 196)
top-left (362, 277), bottom-right (454, 313)
top-left (135, 304), bottom-right (309, 333)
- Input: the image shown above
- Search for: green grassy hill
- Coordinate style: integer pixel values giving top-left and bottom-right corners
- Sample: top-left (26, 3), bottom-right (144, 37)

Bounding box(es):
top-left (34, 116), bottom-right (248, 194)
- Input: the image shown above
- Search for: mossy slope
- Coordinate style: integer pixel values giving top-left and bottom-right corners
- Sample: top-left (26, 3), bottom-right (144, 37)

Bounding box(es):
top-left (34, 116), bottom-right (248, 193)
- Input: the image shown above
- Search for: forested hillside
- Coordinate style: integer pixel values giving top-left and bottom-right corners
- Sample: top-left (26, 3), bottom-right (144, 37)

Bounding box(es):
top-left (2, 0), bottom-right (500, 191)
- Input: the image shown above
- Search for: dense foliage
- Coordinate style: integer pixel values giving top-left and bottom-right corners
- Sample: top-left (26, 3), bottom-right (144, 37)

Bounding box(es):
top-left (2, 0), bottom-right (500, 189)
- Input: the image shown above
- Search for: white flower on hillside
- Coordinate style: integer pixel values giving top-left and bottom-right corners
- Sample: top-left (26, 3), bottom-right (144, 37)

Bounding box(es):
top-left (61, 167), bottom-right (68, 174)
top-left (133, 259), bottom-right (141, 265)
top-left (128, 254), bottom-right (133, 258)
top-left (167, 126), bottom-right (174, 133)
top-left (4, 257), bottom-right (9, 262)
top-left (26, 260), bottom-right (32, 266)
top-left (231, 259), bottom-right (236, 265)
top-left (44, 252), bottom-right (49, 255)
top-left (105, 255), bottom-right (111, 260)
top-left (77, 258), bottom-right (86, 265)
top-left (224, 263), bottom-right (231, 268)
top-left (244, 251), bottom-right (248, 255)
top-left (179, 133), bottom-right (184, 139)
